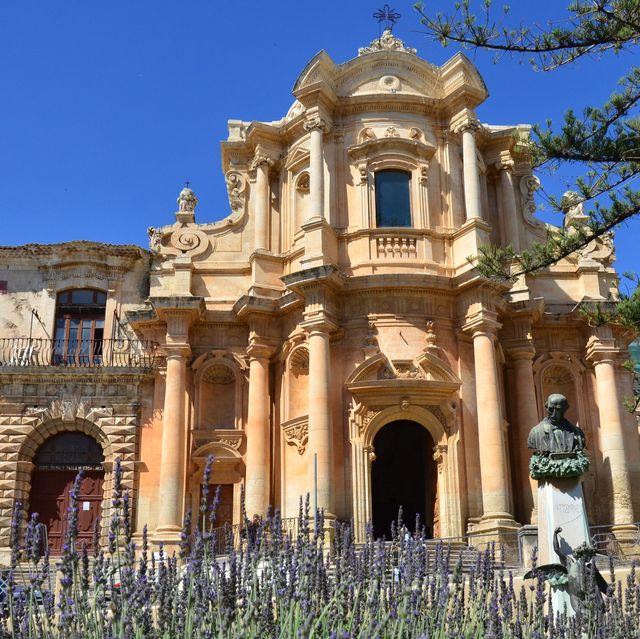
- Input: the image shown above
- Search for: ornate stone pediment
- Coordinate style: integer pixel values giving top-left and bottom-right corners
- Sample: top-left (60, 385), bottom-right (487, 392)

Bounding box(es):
top-left (346, 352), bottom-right (460, 407)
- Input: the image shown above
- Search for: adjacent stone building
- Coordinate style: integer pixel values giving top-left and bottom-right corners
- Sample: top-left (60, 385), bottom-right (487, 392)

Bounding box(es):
top-left (1, 30), bottom-right (638, 561)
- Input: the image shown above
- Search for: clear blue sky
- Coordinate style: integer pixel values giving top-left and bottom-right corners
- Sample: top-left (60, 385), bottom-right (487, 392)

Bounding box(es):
top-left (1, 0), bottom-right (637, 280)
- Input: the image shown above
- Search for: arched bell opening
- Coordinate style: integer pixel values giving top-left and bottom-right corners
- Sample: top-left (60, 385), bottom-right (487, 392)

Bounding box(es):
top-left (371, 420), bottom-right (436, 539)
top-left (29, 431), bottom-right (105, 554)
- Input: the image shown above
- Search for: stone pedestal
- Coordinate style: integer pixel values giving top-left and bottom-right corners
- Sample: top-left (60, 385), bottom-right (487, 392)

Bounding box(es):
top-left (517, 524), bottom-right (538, 569)
top-left (537, 477), bottom-right (589, 564)
top-left (537, 477), bottom-right (590, 615)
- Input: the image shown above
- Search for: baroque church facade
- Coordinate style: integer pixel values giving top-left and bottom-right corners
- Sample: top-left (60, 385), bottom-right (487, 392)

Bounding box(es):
top-left (1, 30), bottom-right (638, 561)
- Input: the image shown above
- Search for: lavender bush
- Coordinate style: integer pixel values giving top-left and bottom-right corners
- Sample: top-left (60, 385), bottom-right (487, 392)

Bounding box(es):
top-left (2, 457), bottom-right (638, 638)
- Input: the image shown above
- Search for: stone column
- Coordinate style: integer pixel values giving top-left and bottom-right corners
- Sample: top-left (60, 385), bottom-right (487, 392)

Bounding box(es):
top-left (497, 154), bottom-right (520, 251)
top-left (156, 344), bottom-right (189, 535)
top-left (461, 121), bottom-right (482, 221)
top-left (244, 342), bottom-right (272, 518)
top-left (252, 152), bottom-right (272, 251)
top-left (304, 115), bottom-right (327, 222)
top-left (305, 322), bottom-right (335, 517)
top-left (586, 334), bottom-right (635, 532)
top-left (466, 314), bottom-right (516, 529)
top-left (508, 347), bottom-right (539, 523)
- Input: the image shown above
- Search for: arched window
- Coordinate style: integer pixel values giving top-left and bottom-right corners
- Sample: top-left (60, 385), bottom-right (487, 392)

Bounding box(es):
top-left (375, 170), bottom-right (411, 227)
top-left (34, 432), bottom-right (104, 469)
top-left (54, 289), bottom-right (106, 365)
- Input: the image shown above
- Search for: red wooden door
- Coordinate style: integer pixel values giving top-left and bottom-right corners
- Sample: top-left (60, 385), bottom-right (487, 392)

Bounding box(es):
top-left (30, 470), bottom-right (103, 554)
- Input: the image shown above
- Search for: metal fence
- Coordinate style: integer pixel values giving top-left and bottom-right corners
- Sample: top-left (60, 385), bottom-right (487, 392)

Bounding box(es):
top-left (589, 522), bottom-right (640, 561)
top-left (0, 337), bottom-right (161, 368)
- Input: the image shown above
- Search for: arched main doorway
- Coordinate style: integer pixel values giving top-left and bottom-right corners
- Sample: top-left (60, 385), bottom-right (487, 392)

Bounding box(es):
top-left (371, 420), bottom-right (437, 539)
top-left (30, 432), bottom-right (105, 554)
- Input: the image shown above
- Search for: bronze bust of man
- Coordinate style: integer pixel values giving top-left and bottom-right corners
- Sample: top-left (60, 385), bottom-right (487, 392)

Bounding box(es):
top-left (528, 394), bottom-right (589, 479)
top-left (528, 394), bottom-right (585, 454)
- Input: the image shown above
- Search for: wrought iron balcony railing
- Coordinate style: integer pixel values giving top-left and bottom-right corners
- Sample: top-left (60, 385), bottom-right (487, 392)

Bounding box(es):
top-left (0, 337), bottom-right (161, 369)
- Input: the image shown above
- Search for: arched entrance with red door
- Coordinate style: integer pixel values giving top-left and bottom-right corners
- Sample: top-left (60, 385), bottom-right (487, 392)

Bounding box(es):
top-left (30, 432), bottom-right (105, 554)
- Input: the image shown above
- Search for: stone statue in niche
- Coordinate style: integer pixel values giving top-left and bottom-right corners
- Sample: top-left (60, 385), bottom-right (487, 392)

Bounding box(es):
top-left (528, 393), bottom-right (590, 479)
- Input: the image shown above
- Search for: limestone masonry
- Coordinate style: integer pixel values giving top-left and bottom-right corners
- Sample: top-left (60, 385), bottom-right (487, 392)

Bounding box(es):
top-left (0, 30), bottom-right (638, 561)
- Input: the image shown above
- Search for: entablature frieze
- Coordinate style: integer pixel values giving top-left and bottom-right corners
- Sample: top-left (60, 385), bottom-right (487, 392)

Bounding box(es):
top-left (0, 371), bottom-right (154, 386)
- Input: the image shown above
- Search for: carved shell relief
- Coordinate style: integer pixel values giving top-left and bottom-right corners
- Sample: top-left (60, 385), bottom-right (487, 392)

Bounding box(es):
top-left (202, 363), bottom-right (236, 385)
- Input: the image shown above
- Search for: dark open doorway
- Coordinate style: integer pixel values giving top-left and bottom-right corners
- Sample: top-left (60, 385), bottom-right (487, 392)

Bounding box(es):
top-left (371, 420), bottom-right (436, 539)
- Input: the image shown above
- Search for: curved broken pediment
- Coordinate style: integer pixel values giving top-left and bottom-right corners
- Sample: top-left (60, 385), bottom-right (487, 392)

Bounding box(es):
top-left (346, 351), bottom-right (460, 406)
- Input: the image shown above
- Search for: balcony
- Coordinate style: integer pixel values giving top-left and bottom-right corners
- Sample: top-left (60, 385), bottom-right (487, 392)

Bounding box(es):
top-left (0, 337), bottom-right (161, 369)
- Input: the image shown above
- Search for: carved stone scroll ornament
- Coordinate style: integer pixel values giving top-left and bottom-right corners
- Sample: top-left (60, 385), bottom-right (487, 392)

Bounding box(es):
top-left (519, 175), bottom-right (543, 227)
top-left (282, 420), bottom-right (308, 455)
top-left (226, 171), bottom-right (247, 214)
top-left (168, 227), bottom-right (210, 257)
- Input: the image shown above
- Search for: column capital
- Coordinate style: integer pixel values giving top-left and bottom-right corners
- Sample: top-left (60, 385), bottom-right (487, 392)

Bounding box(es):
top-left (451, 118), bottom-right (481, 135)
top-left (300, 316), bottom-right (339, 335)
top-left (461, 310), bottom-right (502, 337)
top-left (246, 340), bottom-right (275, 361)
top-left (495, 151), bottom-right (515, 172)
top-left (505, 344), bottom-right (536, 362)
top-left (585, 334), bottom-right (619, 364)
top-left (250, 150), bottom-right (275, 171)
top-left (304, 115), bottom-right (331, 134)
top-left (164, 344), bottom-right (191, 359)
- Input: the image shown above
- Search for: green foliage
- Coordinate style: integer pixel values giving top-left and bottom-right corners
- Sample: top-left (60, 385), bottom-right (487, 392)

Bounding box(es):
top-left (529, 450), bottom-right (591, 479)
top-left (415, 0), bottom-right (640, 279)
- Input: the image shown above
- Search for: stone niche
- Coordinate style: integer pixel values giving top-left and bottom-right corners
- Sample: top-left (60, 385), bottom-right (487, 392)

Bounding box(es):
top-left (193, 351), bottom-right (246, 431)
